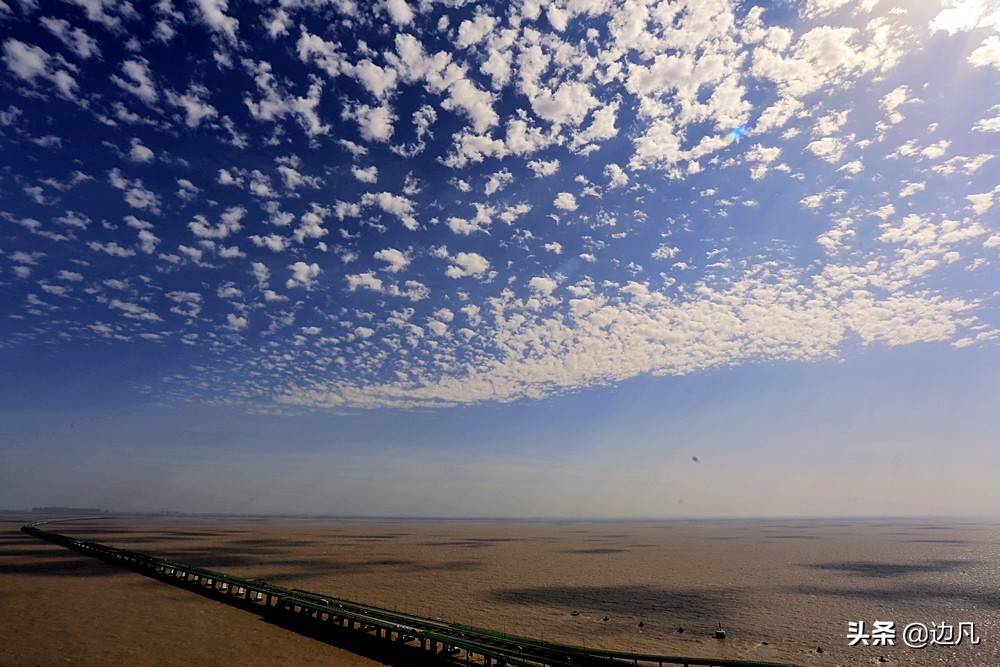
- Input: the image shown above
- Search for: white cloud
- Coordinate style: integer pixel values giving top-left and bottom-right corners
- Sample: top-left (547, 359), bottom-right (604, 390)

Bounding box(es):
top-left (383, 0), bottom-right (413, 26)
top-left (219, 245), bottom-right (244, 259)
top-left (651, 245), bottom-right (680, 260)
top-left (293, 205), bottom-right (330, 244)
top-left (528, 276), bottom-right (558, 295)
top-left (178, 244), bottom-right (203, 263)
top-left (899, 181), bottom-right (925, 198)
top-left (800, 188), bottom-right (845, 210)
top-left (802, 0), bottom-right (852, 19)
top-left (499, 203), bottom-right (531, 224)
top-left (40, 17), bottom-right (100, 59)
top-left (346, 271), bottom-right (384, 293)
top-left (264, 7), bottom-right (290, 39)
top-left (374, 247), bottom-right (410, 273)
top-left (112, 58), bottom-right (157, 104)
top-left (276, 257), bottom-right (981, 409)
top-left (484, 168), bottom-right (513, 196)
top-left (193, 0), bottom-right (239, 42)
top-left (390, 34), bottom-right (497, 134)
top-left (604, 163), bottom-right (628, 188)
top-left (167, 291), bottom-right (203, 318)
top-left (530, 80), bottom-right (597, 128)
top-left (244, 60), bottom-right (330, 137)
top-left (39, 282), bottom-right (69, 297)
top-left (137, 229), bottom-right (159, 254)
top-left (446, 202), bottom-right (495, 236)
top-left (445, 252), bottom-right (490, 279)
top-left (296, 30), bottom-right (348, 78)
top-left (108, 168), bottom-right (161, 214)
top-left (921, 140), bottom-right (951, 160)
top-left (352, 165), bottom-right (378, 183)
top-left (88, 241), bottom-right (135, 257)
top-left (973, 105), bottom-right (1000, 133)
top-left (391, 280), bottom-right (429, 302)
top-left (277, 163), bottom-right (321, 190)
top-left (457, 13), bottom-right (496, 48)
top-left (227, 313), bottom-right (248, 330)
top-left (969, 35), bottom-right (1000, 69)
top-left (251, 261), bottom-right (270, 288)
top-left (2, 39), bottom-right (79, 100)
top-left (838, 160), bottom-right (864, 176)
top-left (189, 206), bottom-right (244, 239)
top-left (931, 154), bottom-right (994, 176)
top-left (167, 84), bottom-right (218, 127)
top-left (287, 261), bottom-right (321, 289)
top-left (337, 139), bottom-right (368, 159)
top-left (176, 179), bottom-right (200, 201)
top-left (64, 0), bottom-right (134, 29)
top-left (249, 170), bottom-right (277, 198)
top-left (250, 234), bottom-right (288, 253)
top-left (879, 85), bottom-right (917, 125)
top-left (217, 168), bottom-right (240, 186)
top-left (54, 211), bottom-right (90, 229)
top-left (806, 137), bottom-right (847, 163)
top-left (571, 100), bottom-right (620, 150)
top-left (554, 192), bottom-right (578, 211)
top-left (426, 319), bottom-right (448, 336)
top-left (527, 158), bottom-right (560, 177)
top-left (351, 60), bottom-right (398, 101)
top-left (345, 103), bottom-right (396, 142)
top-left (128, 138), bottom-right (154, 162)
top-left (361, 192), bottom-right (419, 230)
top-left (967, 186), bottom-right (1000, 216)
top-left (110, 298), bottom-right (161, 321)
top-left (11, 251), bottom-right (42, 266)
top-left (930, 0), bottom-right (1000, 35)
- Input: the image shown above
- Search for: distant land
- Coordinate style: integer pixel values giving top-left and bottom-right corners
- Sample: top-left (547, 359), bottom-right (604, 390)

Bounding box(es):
top-left (29, 507), bottom-right (110, 515)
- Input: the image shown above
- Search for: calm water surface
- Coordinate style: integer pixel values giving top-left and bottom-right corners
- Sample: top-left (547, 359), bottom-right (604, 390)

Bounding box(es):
top-left (65, 517), bottom-right (1000, 667)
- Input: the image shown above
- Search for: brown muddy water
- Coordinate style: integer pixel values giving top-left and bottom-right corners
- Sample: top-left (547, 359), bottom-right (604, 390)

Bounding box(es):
top-left (3, 516), bottom-right (997, 666)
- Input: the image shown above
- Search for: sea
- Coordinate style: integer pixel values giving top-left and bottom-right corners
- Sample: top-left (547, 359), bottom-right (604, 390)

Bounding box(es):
top-left (54, 515), bottom-right (1000, 667)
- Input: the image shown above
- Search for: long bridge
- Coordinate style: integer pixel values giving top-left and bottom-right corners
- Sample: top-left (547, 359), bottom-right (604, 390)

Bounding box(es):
top-left (22, 519), bottom-right (801, 667)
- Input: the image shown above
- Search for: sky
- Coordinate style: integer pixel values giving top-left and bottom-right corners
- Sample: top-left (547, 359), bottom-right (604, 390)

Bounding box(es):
top-left (1, 0), bottom-right (998, 518)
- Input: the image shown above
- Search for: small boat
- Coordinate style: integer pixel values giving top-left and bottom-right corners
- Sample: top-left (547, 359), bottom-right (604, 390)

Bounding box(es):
top-left (715, 624), bottom-right (726, 639)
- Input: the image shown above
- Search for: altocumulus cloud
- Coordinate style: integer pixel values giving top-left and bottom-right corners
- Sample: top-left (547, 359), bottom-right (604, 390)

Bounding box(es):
top-left (0, 0), bottom-right (997, 412)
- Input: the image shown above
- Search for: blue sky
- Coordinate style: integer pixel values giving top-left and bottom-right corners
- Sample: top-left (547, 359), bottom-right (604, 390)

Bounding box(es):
top-left (1, 0), bottom-right (998, 517)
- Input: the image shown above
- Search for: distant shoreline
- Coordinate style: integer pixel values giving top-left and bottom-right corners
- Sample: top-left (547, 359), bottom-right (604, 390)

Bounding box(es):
top-left (4, 509), bottom-right (997, 522)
